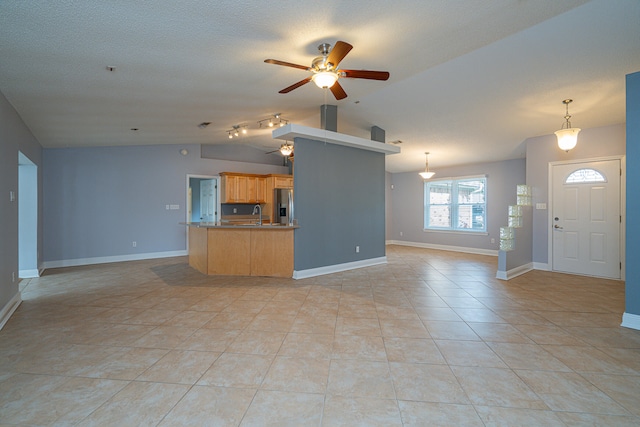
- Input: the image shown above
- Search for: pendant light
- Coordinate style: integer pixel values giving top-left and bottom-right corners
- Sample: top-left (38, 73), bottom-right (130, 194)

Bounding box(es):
top-left (419, 152), bottom-right (435, 180)
top-left (554, 99), bottom-right (580, 152)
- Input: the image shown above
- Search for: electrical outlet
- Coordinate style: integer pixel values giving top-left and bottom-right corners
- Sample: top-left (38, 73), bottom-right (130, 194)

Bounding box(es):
top-left (132, 241), bottom-right (137, 247)
top-left (355, 245), bottom-right (360, 253)
top-left (400, 232), bottom-right (403, 237)
top-left (491, 238), bottom-right (495, 244)
top-left (233, 208), bottom-right (237, 213)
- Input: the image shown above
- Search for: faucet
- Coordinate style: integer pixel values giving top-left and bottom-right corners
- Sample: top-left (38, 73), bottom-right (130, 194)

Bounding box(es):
top-left (252, 204), bottom-right (262, 225)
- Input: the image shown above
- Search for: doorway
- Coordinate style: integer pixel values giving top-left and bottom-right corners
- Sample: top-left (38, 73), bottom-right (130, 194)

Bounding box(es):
top-left (186, 175), bottom-right (219, 223)
top-left (550, 158), bottom-right (623, 279)
top-left (18, 151), bottom-right (38, 278)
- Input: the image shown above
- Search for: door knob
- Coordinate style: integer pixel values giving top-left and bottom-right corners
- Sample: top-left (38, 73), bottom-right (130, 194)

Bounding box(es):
top-left (554, 224), bottom-right (563, 229)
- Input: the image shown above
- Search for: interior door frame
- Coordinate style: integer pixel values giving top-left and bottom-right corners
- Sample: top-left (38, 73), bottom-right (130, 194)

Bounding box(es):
top-left (185, 174), bottom-right (221, 246)
top-left (547, 155), bottom-right (626, 279)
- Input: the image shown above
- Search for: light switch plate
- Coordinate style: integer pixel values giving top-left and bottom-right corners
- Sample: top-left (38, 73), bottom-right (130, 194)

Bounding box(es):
top-left (536, 203), bottom-right (547, 210)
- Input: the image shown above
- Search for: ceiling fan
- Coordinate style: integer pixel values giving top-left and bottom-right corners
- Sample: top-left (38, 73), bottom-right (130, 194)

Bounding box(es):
top-left (266, 142), bottom-right (294, 162)
top-left (264, 41), bottom-right (390, 100)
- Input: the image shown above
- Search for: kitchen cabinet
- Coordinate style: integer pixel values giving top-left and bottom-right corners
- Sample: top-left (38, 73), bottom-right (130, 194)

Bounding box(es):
top-left (187, 225), bottom-right (294, 278)
top-left (247, 176), bottom-right (267, 203)
top-left (221, 172), bottom-right (291, 204)
top-left (273, 175), bottom-right (293, 189)
top-left (221, 173), bottom-right (266, 203)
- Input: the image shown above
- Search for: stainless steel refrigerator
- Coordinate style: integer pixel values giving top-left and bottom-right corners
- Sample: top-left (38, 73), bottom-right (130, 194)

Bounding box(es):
top-left (273, 188), bottom-right (294, 225)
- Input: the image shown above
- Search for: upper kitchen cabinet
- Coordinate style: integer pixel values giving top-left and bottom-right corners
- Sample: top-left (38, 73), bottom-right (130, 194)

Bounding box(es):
top-left (220, 172), bottom-right (268, 204)
top-left (271, 174), bottom-right (293, 189)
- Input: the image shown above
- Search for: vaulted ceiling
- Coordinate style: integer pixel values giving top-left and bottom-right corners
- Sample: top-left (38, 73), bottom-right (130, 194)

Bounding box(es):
top-left (1, 0), bottom-right (639, 172)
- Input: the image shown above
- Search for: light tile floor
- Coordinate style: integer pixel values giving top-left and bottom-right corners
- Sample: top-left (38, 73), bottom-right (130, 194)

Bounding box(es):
top-left (1, 245), bottom-right (640, 426)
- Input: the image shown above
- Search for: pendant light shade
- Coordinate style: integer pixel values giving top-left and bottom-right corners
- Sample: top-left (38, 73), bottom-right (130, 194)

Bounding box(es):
top-left (555, 99), bottom-right (580, 152)
top-left (419, 152), bottom-right (435, 179)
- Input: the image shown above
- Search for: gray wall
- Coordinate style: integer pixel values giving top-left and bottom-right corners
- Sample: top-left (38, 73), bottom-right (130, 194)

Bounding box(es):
top-left (293, 137), bottom-right (386, 270)
top-left (388, 158), bottom-right (525, 252)
top-left (626, 71), bottom-right (640, 317)
top-left (498, 206), bottom-right (533, 274)
top-left (43, 144), bottom-right (287, 264)
top-left (0, 91), bottom-right (42, 312)
top-left (525, 124), bottom-right (626, 265)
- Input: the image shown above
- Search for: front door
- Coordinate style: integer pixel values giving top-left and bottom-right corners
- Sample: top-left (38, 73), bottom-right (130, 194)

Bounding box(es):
top-left (551, 159), bottom-right (621, 278)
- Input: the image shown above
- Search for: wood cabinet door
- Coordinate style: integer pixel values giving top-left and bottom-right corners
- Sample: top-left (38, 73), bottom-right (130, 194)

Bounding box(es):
top-left (274, 176), bottom-right (293, 189)
top-left (220, 175), bottom-right (234, 203)
top-left (246, 177), bottom-right (257, 203)
top-left (236, 175), bottom-right (248, 202)
top-left (256, 177), bottom-right (267, 203)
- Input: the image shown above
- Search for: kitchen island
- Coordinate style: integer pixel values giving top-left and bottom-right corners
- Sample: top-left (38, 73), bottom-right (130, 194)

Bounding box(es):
top-left (185, 222), bottom-right (296, 278)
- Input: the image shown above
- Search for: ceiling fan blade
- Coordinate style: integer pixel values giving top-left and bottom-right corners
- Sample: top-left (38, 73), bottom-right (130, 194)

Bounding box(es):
top-left (326, 41), bottom-right (353, 69)
top-left (330, 81), bottom-right (348, 100)
top-left (264, 59), bottom-right (310, 71)
top-left (339, 69), bottom-right (390, 80)
top-left (265, 149), bottom-right (279, 154)
top-left (279, 76), bottom-right (312, 94)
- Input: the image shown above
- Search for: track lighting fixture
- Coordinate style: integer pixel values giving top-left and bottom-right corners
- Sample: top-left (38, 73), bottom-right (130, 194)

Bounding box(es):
top-left (226, 124), bottom-right (248, 139)
top-left (259, 113), bottom-right (289, 129)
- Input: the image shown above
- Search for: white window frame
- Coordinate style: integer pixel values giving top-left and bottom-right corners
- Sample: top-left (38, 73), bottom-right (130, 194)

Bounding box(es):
top-left (424, 175), bottom-right (487, 233)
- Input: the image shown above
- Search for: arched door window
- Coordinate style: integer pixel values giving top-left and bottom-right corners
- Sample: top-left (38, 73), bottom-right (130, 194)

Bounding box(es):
top-left (565, 168), bottom-right (606, 184)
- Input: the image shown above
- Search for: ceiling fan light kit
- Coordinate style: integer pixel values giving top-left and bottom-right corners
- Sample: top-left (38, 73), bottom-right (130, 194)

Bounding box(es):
top-left (279, 142), bottom-right (293, 156)
top-left (312, 71), bottom-right (339, 88)
top-left (264, 40), bottom-right (390, 100)
top-left (555, 99), bottom-right (580, 152)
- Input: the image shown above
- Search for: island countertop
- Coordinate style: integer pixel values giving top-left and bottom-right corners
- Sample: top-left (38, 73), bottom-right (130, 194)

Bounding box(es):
top-left (182, 221), bottom-right (299, 229)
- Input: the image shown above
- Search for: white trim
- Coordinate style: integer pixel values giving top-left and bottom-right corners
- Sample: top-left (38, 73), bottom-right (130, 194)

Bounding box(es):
top-left (532, 262), bottom-right (550, 271)
top-left (293, 257), bottom-right (387, 279)
top-left (18, 269), bottom-right (40, 278)
top-left (42, 250), bottom-right (187, 269)
top-left (496, 263), bottom-right (534, 280)
top-left (272, 124), bottom-right (400, 155)
top-left (621, 312), bottom-right (640, 331)
top-left (0, 292), bottom-right (22, 331)
top-left (386, 240), bottom-right (498, 257)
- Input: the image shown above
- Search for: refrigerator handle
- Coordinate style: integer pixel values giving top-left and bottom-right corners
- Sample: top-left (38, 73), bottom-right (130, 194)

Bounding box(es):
top-left (288, 190), bottom-right (294, 226)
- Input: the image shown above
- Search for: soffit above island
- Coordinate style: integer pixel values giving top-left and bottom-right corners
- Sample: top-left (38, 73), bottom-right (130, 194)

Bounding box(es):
top-left (272, 124), bottom-right (401, 156)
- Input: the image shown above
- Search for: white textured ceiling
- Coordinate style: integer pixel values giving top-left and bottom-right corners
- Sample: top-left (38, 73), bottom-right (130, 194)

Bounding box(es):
top-left (1, 0), bottom-right (639, 172)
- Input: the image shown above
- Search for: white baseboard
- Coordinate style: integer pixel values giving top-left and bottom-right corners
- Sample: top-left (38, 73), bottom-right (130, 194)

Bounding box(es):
top-left (621, 312), bottom-right (640, 331)
top-left (42, 250), bottom-right (188, 270)
top-left (496, 262), bottom-right (534, 280)
top-left (293, 256), bottom-right (387, 280)
top-left (386, 240), bottom-right (498, 257)
top-left (0, 292), bottom-right (22, 331)
top-left (18, 268), bottom-right (40, 278)
top-left (533, 262), bottom-right (550, 271)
